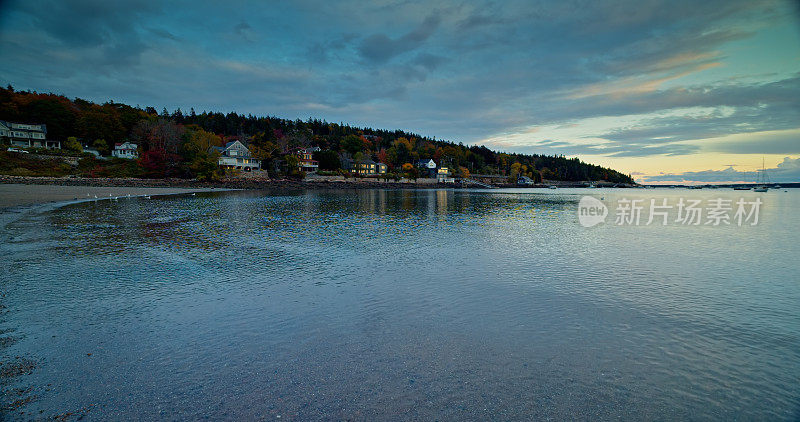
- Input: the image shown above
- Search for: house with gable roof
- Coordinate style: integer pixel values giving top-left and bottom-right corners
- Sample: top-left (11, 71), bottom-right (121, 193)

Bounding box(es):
top-left (210, 140), bottom-right (261, 171)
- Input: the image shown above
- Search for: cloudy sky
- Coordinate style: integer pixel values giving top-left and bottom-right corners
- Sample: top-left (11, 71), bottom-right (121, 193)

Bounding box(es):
top-left (1, 0), bottom-right (799, 183)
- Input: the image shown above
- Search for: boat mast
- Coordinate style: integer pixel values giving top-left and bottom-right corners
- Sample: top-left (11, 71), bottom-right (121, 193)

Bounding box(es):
top-left (757, 158), bottom-right (771, 185)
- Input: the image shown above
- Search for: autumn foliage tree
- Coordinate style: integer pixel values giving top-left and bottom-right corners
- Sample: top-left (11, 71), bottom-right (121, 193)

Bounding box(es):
top-left (0, 85), bottom-right (634, 183)
top-left (131, 118), bottom-right (184, 153)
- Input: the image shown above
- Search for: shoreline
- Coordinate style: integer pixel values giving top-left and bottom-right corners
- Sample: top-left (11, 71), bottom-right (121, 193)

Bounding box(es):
top-left (0, 175), bottom-right (635, 193)
top-left (0, 183), bottom-right (233, 210)
top-left (0, 175), bottom-right (467, 191)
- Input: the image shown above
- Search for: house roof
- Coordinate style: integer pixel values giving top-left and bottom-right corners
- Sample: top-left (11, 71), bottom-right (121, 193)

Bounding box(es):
top-left (0, 120), bottom-right (47, 133)
top-left (342, 157), bottom-right (378, 166)
top-left (416, 158), bottom-right (437, 168)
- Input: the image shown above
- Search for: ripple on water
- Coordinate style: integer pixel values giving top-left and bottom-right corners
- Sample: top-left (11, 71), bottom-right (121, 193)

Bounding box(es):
top-left (1, 188), bottom-right (799, 420)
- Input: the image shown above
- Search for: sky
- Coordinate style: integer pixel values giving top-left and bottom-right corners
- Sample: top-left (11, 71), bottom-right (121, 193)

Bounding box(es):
top-left (0, 0), bottom-right (799, 183)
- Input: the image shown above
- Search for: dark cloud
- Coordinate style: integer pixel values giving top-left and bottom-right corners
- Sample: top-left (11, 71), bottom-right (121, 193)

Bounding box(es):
top-left (455, 4), bottom-right (520, 30)
top-left (306, 33), bottom-right (358, 64)
top-left (0, 0), bottom-right (796, 165)
top-left (554, 75), bottom-right (800, 123)
top-left (4, 0), bottom-right (161, 68)
top-left (542, 75), bottom-right (800, 157)
top-left (709, 133), bottom-right (800, 155)
top-left (535, 140), bottom-right (571, 147)
top-left (233, 21), bottom-right (256, 42)
top-left (147, 27), bottom-right (180, 41)
top-left (357, 14), bottom-right (441, 63)
top-left (484, 139), bottom-right (702, 158)
top-left (412, 53), bottom-right (445, 71)
top-left (457, 13), bottom-right (505, 29)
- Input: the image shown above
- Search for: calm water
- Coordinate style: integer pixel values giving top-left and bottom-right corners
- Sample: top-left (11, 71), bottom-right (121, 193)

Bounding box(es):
top-left (1, 188), bottom-right (799, 420)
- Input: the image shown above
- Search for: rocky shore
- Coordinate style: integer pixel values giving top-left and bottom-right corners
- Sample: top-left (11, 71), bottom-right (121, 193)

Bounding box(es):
top-left (0, 175), bottom-right (630, 191)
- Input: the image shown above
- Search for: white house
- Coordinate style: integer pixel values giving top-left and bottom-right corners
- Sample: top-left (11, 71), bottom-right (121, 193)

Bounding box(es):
top-left (0, 120), bottom-right (60, 149)
top-left (416, 158), bottom-right (437, 169)
top-left (112, 142), bottom-right (139, 159)
top-left (210, 140), bottom-right (260, 171)
top-left (416, 158), bottom-right (437, 177)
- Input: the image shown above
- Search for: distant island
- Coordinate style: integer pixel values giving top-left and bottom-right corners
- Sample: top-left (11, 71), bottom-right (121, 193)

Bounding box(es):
top-left (0, 85), bottom-right (633, 186)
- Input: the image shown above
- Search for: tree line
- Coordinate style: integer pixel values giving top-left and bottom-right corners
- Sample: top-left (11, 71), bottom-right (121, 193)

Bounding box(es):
top-left (0, 85), bottom-right (634, 183)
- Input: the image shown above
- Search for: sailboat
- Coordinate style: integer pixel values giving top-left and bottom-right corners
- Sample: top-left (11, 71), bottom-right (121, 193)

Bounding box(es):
top-left (753, 159), bottom-right (770, 192)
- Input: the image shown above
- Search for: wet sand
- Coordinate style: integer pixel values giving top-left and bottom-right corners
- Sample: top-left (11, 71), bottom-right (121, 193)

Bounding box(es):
top-left (0, 184), bottom-right (222, 209)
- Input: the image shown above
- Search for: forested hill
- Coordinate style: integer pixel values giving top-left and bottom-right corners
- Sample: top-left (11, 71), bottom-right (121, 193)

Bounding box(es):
top-left (0, 86), bottom-right (633, 183)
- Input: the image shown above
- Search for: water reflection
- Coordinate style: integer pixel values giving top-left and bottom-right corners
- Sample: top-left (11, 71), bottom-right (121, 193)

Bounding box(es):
top-left (1, 188), bottom-right (799, 420)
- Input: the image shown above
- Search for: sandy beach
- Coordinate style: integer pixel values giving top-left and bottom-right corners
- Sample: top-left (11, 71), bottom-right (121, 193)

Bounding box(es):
top-left (0, 183), bottom-right (222, 209)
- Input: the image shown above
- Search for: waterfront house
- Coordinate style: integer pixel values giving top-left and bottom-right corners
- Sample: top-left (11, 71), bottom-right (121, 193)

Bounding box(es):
top-left (416, 158), bottom-right (437, 177)
top-left (112, 142), bottom-right (139, 159)
top-left (0, 120), bottom-right (59, 149)
top-left (343, 158), bottom-right (387, 176)
top-left (517, 175), bottom-right (535, 185)
top-left (437, 167), bottom-right (454, 183)
top-left (353, 159), bottom-right (377, 176)
top-left (210, 140), bottom-right (260, 171)
top-left (292, 147), bottom-right (320, 173)
top-left (416, 158), bottom-right (436, 169)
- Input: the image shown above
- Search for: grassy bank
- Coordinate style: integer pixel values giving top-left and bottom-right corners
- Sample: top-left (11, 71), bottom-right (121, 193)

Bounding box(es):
top-left (0, 150), bottom-right (141, 178)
